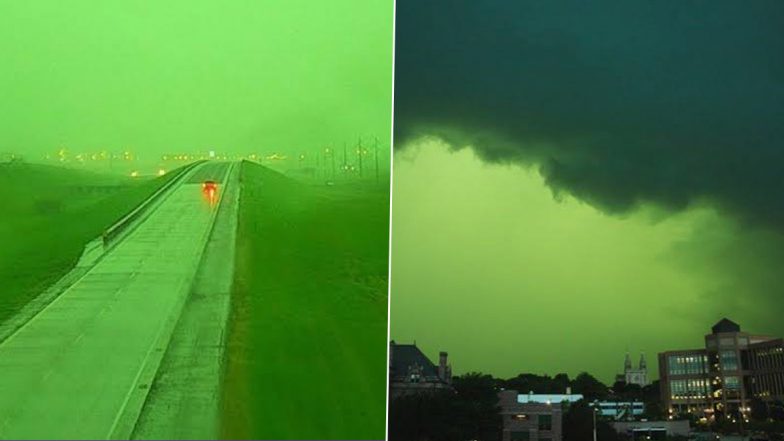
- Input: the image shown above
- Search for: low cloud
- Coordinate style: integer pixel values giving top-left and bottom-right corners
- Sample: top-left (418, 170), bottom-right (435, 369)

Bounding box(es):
top-left (395, 1), bottom-right (784, 228)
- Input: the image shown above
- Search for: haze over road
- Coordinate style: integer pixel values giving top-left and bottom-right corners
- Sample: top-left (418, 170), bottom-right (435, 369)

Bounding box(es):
top-left (0, 162), bottom-right (231, 439)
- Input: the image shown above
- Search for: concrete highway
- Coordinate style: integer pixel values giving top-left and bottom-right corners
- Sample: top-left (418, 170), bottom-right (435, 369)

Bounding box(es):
top-left (0, 161), bottom-right (232, 439)
top-left (133, 161), bottom-right (240, 439)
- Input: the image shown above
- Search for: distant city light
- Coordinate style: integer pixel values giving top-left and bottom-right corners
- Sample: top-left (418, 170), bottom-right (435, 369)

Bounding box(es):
top-left (130, 171), bottom-right (139, 178)
top-left (209, 150), bottom-right (216, 159)
top-left (158, 169), bottom-right (166, 176)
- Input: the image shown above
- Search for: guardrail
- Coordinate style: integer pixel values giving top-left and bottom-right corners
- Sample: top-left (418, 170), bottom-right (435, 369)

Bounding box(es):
top-left (1, 160), bottom-right (207, 345)
top-left (102, 160), bottom-right (205, 249)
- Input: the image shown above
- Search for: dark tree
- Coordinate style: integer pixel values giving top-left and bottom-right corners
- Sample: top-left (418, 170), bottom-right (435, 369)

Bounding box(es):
top-left (641, 380), bottom-right (660, 403)
top-left (562, 400), bottom-right (623, 441)
top-left (571, 372), bottom-right (610, 401)
top-left (389, 373), bottom-right (502, 441)
top-left (553, 373), bottom-right (571, 393)
top-left (640, 381), bottom-right (664, 419)
top-left (612, 380), bottom-right (627, 395)
top-left (452, 373), bottom-right (503, 441)
top-left (502, 373), bottom-right (559, 394)
top-left (611, 381), bottom-right (643, 402)
top-left (453, 372), bottom-right (499, 404)
top-left (389, 391), bottom-right (462, 441)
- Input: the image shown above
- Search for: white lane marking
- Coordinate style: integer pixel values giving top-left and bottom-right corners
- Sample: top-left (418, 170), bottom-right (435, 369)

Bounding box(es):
top-left (107, 163), bottom-right (221, 439)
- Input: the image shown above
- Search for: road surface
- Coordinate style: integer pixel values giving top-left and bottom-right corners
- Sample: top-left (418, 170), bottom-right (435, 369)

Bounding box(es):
top-left (133, 162), bottom-right (240, 439)
top-left (0, 161), bottom-right (231, 439)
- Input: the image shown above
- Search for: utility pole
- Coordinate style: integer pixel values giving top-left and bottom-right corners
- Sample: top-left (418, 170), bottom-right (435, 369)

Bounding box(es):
top-left (315, 149), bottom-right (320, 180)
top-left (374, 136), bottom-right (380, 184)
top-left (330, 145), bottom-right (336, 180)
top-left (342, 142), bottom-right (347, 179)
top-left (357, 137), bottom-right (363, 178)
top-left (593, 400), bottom-right (598, 441)
top-left (321, 147), bottom-right (326, 181)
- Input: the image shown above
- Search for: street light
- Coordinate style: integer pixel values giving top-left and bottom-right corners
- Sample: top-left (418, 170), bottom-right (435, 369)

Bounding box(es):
top-left (593, 400), bottom-right (599, 441)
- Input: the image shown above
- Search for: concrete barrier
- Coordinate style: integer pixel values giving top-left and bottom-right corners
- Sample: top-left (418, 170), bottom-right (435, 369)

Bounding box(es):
top-left (102, 160), bottom-right (204, 250)
top-left (0, 161), bottom-right (204, 345)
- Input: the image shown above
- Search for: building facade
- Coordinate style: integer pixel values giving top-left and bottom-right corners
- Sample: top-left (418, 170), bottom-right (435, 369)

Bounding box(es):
top-left (593, 401), bottom-right (645, 420)
top-left (610, 420), bottom-right (690, 439)
top-left (498, 390), bottom-right (567, 441)
top-left (388, 341), bottom-right (452, 399)
top-left (745, 337), bottom-right (784, 401)
top-left (658, 318), bottom-right (784, 422)
top-left (616, 352), bottom-right (649, 387)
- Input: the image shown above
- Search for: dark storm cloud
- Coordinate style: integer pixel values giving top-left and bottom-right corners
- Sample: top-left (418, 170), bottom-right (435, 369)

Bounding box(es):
top-left (395, 0), bottom-right (784, 226)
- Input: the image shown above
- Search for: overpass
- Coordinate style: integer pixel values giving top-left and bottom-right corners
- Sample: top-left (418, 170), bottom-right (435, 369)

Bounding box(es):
top-left (0, 161), bottom-right (234, 439)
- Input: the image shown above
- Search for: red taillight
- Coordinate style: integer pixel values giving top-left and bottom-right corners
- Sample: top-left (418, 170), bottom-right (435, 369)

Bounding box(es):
top-left (202, 182), bottom-right (218, 207)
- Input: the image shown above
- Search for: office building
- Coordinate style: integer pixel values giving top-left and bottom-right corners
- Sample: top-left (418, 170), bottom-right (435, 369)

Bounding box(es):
top-left (658, 318), bottom-right (784, 421)
top-left (498, 390), bottom-right (568, 441)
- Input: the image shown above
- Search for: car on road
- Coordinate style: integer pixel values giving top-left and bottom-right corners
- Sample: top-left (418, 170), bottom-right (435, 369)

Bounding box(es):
top-left (202, 180), bottom-right (217, 191)
top-left (202, 180), bottom-right (218, 204)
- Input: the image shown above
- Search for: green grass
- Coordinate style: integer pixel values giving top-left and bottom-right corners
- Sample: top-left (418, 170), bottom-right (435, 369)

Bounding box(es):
top-left (0, 162), bottom-right (182, 323)
top-left (221, 161), bottom-right (390, 440)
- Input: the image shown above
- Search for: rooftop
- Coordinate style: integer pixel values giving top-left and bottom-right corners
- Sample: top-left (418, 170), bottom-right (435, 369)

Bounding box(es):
top-left (711, 318), bottom-right (741, 334)
top-left (389, 342), bottom-right (440, 380)
top-left (517, 393), bottom-right (584, 404)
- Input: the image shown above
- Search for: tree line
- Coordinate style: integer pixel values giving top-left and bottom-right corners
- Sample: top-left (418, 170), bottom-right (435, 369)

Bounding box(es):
top-left (389, 371), bottom-right (661, 441)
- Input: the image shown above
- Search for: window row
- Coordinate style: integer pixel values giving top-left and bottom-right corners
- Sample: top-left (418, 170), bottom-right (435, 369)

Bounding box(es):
top-left (668, 355), bottom-right (709, 376)
top-left (670, 379), bottom-right (710, 400)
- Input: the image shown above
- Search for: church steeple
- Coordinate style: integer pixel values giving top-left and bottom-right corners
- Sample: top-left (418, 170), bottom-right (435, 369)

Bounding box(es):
top-left (639, 353), bottom-right (647, 370)
top-left (624, 352), bottom-right (632, 371)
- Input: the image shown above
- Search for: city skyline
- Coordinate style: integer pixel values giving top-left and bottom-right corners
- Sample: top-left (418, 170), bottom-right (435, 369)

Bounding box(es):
top-left (390, 1), bottom-right (784, 384)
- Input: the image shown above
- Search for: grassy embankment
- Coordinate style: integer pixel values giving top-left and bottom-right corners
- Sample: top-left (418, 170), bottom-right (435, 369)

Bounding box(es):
top-left (221, 161), bottom-right (390, 439)
top-left (0, 162), bottom-right (181, 324)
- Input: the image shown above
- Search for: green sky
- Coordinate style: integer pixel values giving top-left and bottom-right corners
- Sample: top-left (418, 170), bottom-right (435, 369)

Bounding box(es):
top-left (0, 0), bottom-right (392, 163)
top-left (390, 139), bottom-right (784, 383)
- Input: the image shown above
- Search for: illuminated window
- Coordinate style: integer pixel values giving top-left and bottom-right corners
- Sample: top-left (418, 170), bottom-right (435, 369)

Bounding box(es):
top-left (725, 376), bottom-right (740, 390)
top-left (720, 351), bottom-right (739, 371)
top-left (669, 354), bottom-right (708, 375)
top-left (670, 379), bottom-right (709, 399)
